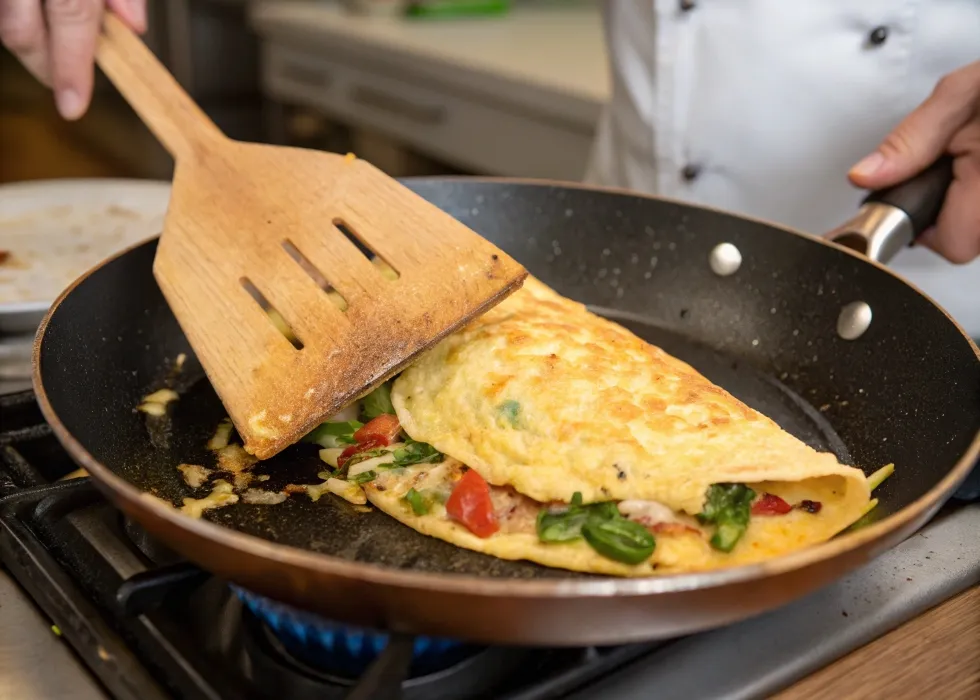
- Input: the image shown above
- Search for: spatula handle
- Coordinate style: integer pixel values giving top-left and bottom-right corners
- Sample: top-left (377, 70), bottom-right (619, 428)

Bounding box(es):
top-left (95, 13), bottom-right (223, 160)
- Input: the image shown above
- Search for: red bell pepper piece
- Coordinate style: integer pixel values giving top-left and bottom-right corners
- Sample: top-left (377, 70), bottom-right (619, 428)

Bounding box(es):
top-left (446, 469), bottom-right (499, 538)
top-left (751, 493), bottom-right (793, 516)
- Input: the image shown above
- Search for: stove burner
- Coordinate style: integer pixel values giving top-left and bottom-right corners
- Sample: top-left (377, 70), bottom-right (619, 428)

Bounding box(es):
top-left (235, 587), bottom-right (473, 680)
top-left (237, 601), bottom-right (538, 700)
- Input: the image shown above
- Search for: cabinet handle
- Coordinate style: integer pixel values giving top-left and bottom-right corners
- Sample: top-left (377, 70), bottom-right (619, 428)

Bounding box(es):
top-left (349, 85), bottom-right (446, 125)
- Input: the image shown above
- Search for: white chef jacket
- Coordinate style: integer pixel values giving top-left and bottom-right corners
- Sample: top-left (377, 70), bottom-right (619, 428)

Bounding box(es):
top-left (586, 0), bottom-right (980, 337)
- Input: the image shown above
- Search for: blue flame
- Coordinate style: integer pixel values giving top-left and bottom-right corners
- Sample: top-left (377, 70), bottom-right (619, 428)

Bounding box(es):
top-left (234, 587), bottom-right (463, 678)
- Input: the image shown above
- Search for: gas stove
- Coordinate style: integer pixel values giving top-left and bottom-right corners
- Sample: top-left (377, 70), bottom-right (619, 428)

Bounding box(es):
top-left (1, 389), bottom-right (978, 700)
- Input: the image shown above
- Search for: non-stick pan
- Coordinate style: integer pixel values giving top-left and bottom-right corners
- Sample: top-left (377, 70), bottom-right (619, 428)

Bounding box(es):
top-left (32, 160), bottom-right (980, 646)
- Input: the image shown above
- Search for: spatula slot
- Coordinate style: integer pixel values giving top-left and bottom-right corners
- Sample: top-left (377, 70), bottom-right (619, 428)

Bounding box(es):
top-left (281, 240), bottom-right (349, 312)
top-left (239, 277), bottom-right (304, 350)
top-left (332, 218), bottom-right (401, 280)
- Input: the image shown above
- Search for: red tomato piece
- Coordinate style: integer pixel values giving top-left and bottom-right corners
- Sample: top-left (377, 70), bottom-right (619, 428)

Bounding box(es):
top-left (337, 435), bottom-right (387, 468)
top-left (354, 414), bottom-right (401, 445)
top-left (751, 493), bottom-right (793, 516)
top-left (446, 469), bottom-right (499, 538)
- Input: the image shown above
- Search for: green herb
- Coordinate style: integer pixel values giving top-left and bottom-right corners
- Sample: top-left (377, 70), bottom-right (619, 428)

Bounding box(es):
top-left (362, 382), bottom-right (395, 421)
top-left (303, 420), bottom-right (363, 448)
top-left (349, 470), bottom-right (377, 485)
top-left (403, 488), bottom-right (430, 515)
top-left (697, 483), bottom-right (756, 553)
top-left (582, 517), bottom-right (656, 565)
top-left (497, 400), bottom-right (521, 427)
top-left (391, 439), bottom-right (443, 467)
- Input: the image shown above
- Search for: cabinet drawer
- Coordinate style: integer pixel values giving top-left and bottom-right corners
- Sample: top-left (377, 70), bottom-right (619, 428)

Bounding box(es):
top-left (261, 44), bottom-right (595, 180)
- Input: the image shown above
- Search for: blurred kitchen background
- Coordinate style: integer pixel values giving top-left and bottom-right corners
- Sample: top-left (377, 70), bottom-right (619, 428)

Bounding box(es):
top-left (0, 0), bottom-right (604, 184)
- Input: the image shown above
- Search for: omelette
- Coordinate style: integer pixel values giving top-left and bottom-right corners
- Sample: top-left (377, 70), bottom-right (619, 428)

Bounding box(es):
top-left (307, 277), bottom-right (875, 576)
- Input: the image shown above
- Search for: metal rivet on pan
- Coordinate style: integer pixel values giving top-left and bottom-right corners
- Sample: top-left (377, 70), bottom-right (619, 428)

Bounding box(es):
top-left (837, 301), bottom-right (872, 340)
top-left (709, 243), bottom-right (742, 276)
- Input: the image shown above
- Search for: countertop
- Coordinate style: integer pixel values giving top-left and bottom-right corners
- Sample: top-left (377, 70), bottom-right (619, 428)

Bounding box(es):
top-left (777, 584), bottom-right (980, 699)
top-left (250, 0), bottom-right (608, 129)
top-left (0, 569), bottom-right (106, 700)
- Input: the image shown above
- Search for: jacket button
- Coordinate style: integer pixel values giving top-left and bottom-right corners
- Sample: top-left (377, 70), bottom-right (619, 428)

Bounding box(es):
top-left (868, 26), bottom-right (889, 46)
top-left (681, 164), bottom-right (701, 181)
top-left (679, 0), bottom-right (696, 10)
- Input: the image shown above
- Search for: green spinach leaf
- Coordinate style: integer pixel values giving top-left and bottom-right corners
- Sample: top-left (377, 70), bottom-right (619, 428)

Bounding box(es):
top-left (361, 382), bottom-right (395, 421)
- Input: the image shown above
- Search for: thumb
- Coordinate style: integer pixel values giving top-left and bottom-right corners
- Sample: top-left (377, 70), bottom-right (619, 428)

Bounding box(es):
top-left (849, 62), bottom-right (980, 189)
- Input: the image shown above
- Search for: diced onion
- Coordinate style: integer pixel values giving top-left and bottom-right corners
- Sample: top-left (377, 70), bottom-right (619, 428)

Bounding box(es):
top-left (137, 388), bottom-right (180, 416)
top-left (177, 463), bottom-right (212, 488)
top-left (319, 447), bottom-right (344, 469)
top-left (136, 402), bottom-right (167, 416)
top-left (618, 500), bottom-right (682, 525)
top-left (143, 388), bottom-right (179, 405)
top-left (207, 418), bottom-right (234, 451)
top-left (180, 479), bottom-right (238, 518)
top-left (326, 478), bottom-right (367, 504)
top-left (346, 450), bottom-right (397, 478)
top-left (306, 478), bottom-right (366, 505)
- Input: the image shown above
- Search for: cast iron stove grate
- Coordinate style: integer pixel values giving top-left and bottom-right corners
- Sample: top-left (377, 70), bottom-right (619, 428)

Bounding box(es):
top-left (0, 389), bottom-right (659, 700)
top-left (2, 389), bottom-right (978, 700)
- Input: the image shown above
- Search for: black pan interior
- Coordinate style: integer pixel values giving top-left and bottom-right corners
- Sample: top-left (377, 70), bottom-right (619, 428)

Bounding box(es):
top-left (38, 180), bottom-right (980, 579)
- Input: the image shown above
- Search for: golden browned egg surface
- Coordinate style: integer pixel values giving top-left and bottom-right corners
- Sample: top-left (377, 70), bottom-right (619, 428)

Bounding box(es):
top-left (381, 278), bottom-right (871, 575)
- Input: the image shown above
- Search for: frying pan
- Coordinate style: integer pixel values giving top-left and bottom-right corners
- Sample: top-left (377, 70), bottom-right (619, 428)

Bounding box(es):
top-left (32, 160), bottom-right (980, 646)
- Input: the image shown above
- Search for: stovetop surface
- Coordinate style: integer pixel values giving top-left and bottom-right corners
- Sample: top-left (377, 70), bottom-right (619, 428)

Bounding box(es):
top-left (1, 389), bottom-right (978, 700)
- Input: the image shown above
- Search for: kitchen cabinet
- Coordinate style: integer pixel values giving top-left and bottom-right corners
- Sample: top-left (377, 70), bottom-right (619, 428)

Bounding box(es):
top-left (250, 2), bottom-right (607, 179)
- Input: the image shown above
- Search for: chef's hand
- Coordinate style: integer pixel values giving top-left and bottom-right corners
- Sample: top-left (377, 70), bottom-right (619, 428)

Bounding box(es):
top-left (849, 60), bottom-right (980, 264)
top-left (0, 0), bottom-right (146, 120)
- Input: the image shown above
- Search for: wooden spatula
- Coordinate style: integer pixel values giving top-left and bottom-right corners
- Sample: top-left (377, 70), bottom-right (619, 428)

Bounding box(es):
top-left (95, 14), bottom-right (527, 460)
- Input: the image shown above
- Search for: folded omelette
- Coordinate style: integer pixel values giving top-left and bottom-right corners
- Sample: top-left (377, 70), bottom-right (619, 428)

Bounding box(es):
top-left (322, 278), bottom-right (873, 576)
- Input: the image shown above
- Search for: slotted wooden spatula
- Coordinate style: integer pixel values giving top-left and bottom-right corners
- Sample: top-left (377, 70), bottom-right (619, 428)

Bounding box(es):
top-left (95, 14), bottom-right (527, 459)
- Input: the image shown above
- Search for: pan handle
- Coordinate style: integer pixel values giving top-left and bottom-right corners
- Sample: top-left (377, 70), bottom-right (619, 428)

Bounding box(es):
top-left (823, 156), bottom-right (954, 263)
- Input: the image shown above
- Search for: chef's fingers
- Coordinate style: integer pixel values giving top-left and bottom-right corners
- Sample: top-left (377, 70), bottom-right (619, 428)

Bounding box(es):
top-left (0, 0), bottom-right (51, 86)
top-left (106, 0), bottom-right (147, 33)
top-left (848, 60), bottom-right (980, 188)
top-left (918, 122), bottom-right (980, 264)
top-left (45, 0), bottom-right (106, 120)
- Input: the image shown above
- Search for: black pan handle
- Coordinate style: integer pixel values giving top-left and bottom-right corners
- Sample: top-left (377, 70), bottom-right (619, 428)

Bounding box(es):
top-left (824, 155), bottom-right (954, 263)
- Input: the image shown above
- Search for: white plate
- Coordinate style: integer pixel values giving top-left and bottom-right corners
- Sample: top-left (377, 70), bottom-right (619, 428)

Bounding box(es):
top-left (0, 178), bottom-right (171, 334)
